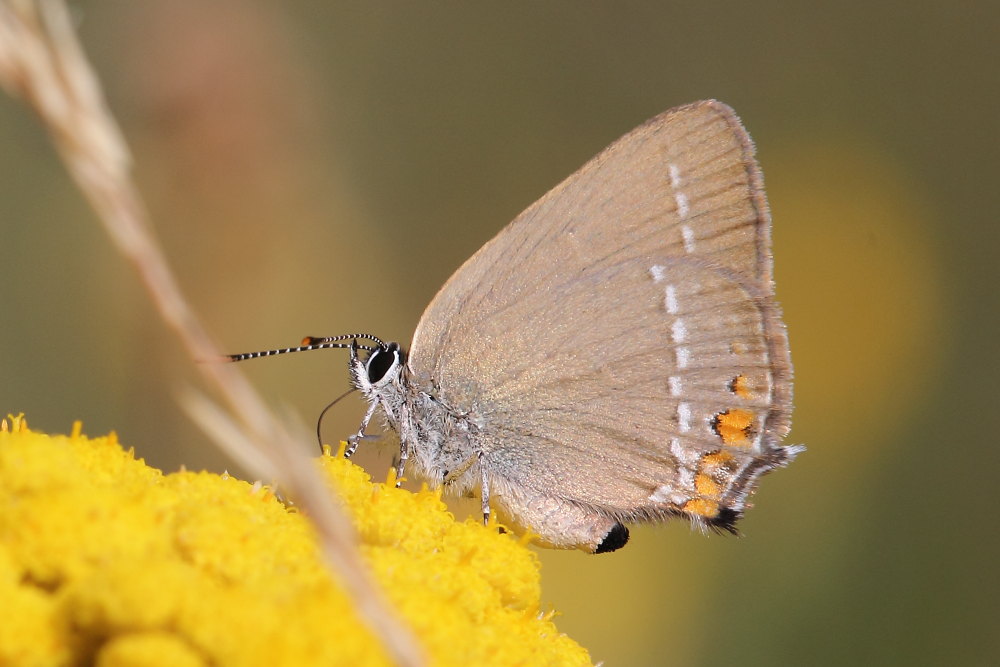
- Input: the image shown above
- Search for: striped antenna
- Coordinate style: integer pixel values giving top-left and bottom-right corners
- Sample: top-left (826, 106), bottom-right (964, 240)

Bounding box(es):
top-left (225, 333), bottom-right (385, 363)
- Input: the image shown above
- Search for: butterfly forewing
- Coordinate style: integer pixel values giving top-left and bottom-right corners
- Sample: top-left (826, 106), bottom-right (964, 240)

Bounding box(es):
top-left (408, 100), bottom-right (794, 532)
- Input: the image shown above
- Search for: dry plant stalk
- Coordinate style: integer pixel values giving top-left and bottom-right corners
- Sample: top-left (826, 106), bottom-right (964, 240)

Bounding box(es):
top-left (0, 1), bottom-right (423, 664)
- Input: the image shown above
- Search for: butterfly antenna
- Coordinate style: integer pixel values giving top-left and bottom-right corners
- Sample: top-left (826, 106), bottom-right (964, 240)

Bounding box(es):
top-left (225, 333), bottom-right (386, 362)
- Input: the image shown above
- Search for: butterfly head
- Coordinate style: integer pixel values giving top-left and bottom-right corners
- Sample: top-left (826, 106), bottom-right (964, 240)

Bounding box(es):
top-left (351, 340), bottom-right (406, 394)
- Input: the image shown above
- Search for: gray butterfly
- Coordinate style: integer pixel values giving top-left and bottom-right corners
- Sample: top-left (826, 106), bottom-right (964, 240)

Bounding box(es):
top-left (231, 100), bottom-right (801, 553)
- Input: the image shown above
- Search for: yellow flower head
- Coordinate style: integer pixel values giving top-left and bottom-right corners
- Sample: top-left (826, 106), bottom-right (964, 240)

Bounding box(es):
top-left (0, 415), bottom-right (591, 666)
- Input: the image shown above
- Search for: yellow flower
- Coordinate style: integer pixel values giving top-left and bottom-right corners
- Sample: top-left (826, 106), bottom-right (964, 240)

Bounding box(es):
top-left (0, 415), bottom-right (591, 666)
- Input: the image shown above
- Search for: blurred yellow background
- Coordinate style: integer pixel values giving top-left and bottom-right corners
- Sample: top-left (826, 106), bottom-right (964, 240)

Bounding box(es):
top-left (1, 2), bottom-right (994, 665)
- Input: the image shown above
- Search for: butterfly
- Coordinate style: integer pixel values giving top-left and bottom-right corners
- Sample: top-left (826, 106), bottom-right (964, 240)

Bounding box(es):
top-left (230, 100), bottom-right (800, 553)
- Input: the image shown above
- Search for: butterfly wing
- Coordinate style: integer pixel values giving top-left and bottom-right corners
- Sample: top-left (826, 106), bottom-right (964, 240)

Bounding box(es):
top-left (408, 100), bottom-right (796, 542)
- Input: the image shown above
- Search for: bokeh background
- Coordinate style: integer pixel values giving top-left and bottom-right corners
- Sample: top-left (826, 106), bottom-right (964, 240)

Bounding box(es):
top-left (2, 2), bottom-right (996, 665)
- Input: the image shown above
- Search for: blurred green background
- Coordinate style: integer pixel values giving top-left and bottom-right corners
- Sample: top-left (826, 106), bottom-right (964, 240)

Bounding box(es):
top-left (2, 2), bottom-right (996, 665)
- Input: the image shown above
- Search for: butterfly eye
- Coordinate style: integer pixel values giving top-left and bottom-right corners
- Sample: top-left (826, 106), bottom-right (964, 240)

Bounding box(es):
top-left (365, 342), bottom-right (401, 384)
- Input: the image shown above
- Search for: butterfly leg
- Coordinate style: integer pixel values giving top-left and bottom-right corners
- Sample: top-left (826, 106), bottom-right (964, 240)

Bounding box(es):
top-left (393, 438), bottom-right (408, 489)
top-left (439, 452), bottom-right (491, 524)
top-left (480, 452), bottom-right (491, 525)
top-left (346, 400), bottom-right (378, 458)
top-left (442, 454), bottom-right (476, 486)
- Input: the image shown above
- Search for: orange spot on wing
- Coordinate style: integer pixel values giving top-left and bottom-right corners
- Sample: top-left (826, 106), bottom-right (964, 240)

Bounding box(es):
top-left (694, 451), bottom-right (738, 500)
top-left (711, 409), bottom-right (756, 447)
top-left (701, 450), bottom-right (737, 469)
top-left (729, 374), bottom-right (753, 399)
top-left (683, 497), bottom-right (720, 518)
top-left (695, 473), bottom-right (722, 498)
